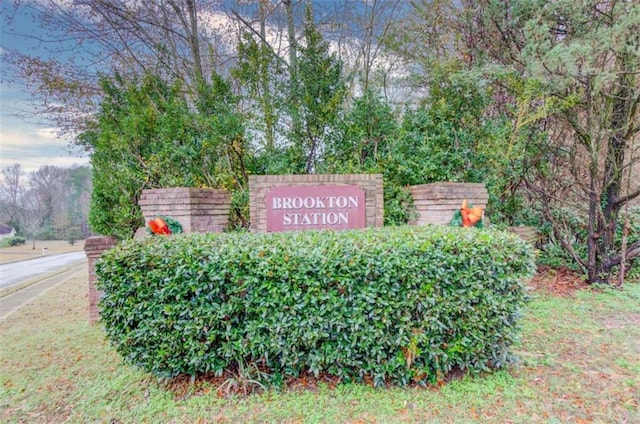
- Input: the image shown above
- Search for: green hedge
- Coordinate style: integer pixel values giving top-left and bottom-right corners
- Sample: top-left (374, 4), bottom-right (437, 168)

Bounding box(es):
top-left (7, 236), bottom-right (26, 246)
top-left (96, 226), bottom-right (535, 386)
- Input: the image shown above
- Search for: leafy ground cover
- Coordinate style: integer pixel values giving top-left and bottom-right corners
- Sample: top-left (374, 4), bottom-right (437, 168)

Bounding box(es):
top-left (0, 240), bottom-right (85, 264)
top-left (0, 267), bottom-right (638, 423)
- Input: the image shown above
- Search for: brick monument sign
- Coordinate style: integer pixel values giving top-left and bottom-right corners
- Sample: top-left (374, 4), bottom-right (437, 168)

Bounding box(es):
top-left (249, 174), bottom-right (383, 232)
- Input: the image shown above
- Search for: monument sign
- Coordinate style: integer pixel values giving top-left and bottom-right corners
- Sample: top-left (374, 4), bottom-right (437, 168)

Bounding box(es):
top-left (249, 174), bottom-right (383, 233)
top-left (266, 185), bottom-right (366, 232)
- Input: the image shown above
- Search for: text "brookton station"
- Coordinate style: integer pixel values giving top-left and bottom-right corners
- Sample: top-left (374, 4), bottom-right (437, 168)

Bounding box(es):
top-left (271, 196), bottom-right (360, 226)
top-left (265, 185), bottom-right (367, 232)
top-left (271, 195), bottom-right (359, 210)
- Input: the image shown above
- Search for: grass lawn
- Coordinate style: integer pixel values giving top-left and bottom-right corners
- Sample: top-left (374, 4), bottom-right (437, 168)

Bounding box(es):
top-left (1, 269), bottom-right (638, 423)
top-left (0, 240), bottom-right (85, 264)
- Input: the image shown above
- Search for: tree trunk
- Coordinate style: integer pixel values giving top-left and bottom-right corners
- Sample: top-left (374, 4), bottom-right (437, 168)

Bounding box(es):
top-left (284, 0), bottom-right (297, 74)
top-left (587, 163), bottom-right (600, 283)
top-left (591, 62), bottom-right (635, 284)
top-left (167, 0), bottom-right (205, 87)
top-left (259, 0), bottom-right (275, 149)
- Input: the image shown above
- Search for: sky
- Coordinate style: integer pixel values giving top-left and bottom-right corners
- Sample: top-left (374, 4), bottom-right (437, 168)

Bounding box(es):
top-left (0, 83), bottom-right (90, 174)
top-left (0, 0), bottom-right (386, 176)
top-left (0, 2), bottom-right (90, 176)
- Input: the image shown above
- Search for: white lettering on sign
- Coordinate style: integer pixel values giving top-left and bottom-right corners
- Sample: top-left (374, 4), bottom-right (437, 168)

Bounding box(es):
top-left (271, 196), bottom-right (359, 210)
top-left (265, 185), bottom-right (366, 232)
top-left (282, 212), bottom-right (349, 226)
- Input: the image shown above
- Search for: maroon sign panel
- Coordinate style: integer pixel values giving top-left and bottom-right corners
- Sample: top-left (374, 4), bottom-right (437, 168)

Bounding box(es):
top-left (266, 185), bottom-right (366, 232)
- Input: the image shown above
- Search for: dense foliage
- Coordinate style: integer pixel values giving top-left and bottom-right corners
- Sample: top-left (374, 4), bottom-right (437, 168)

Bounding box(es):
top-left (96, 226), bottom-right (535, 386)
top-left (389, 0), bottom-right (640, 282)
top-left (6, 1), bottom-right (637, 283)
top-left (5, 236), bottom-right (26, 247)
top-left (82, 73), bottom-right (246, 240)
top-left (538, 207), bottom-right (640, 280)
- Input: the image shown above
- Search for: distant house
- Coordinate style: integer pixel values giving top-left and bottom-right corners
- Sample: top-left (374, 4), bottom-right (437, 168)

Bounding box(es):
top-left (0, 224), bottom-right (16, 239)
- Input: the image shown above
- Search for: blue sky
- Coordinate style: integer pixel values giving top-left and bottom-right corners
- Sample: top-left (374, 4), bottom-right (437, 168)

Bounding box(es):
top-left (0, 2), bottom-right (90, 175)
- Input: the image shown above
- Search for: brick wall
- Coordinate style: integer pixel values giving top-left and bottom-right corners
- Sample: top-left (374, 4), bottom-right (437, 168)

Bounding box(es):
top-left (507, 226), bottom-right (538, 244)
top-left (409, 182), bottom-right (489, 226)
top-left (84, 236), bottom-right (117, 323)
top-left (249, 174), bottom-right (384, 232)
top-left (138, 188), bottom-right (231, 233)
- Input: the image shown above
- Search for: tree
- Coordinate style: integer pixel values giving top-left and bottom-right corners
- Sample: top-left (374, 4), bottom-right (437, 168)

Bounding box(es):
top-left (0, 164), bottom-right (25, 234)
top-left (287, 3), bottom-right (348, 173)
top-left (321, 90), bottom-right (408, 224)
top-left (233, 29), bottom-right (285, 154)
top-left (20, 190), bottom-right (48, 250)
top-left (231, 1), bottom-right (350, 174)
top-left (82, 71), bottom-right (247, 239)
top-left (1, 163), bottom-right (92, 241)
top-left (478, 0), bottom-right (640, 283)
top-left (2, 0), bottom-right (222, 135)
top-left (65, 166), bottom-right (92, 238)
top-left (390, 0), bottom-right (640, 284)
top-left (28, 165), bottom-right (68, 238)
top-left (325, 0), bottom-right (405, 99)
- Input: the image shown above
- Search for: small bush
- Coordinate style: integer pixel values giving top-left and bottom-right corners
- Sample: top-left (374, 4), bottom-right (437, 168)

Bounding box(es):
top-left (67, 227), bottom-right (82, 245)
top-left (7, 236), bottom-right (26, 246)
top-left (537, 206), bottom-right (639, 277)
top-left (97, 226), bottom-right (535, 386)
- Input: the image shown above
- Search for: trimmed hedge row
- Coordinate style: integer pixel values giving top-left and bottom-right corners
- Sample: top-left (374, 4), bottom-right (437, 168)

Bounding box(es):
top-left (96, 226), bottom-right (535, 386)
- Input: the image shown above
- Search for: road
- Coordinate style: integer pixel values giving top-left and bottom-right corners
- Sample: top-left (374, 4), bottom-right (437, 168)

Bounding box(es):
top-left (0, 252), bottom-right (86, 289)
top-left (0, 261), bottom-right (86, 320)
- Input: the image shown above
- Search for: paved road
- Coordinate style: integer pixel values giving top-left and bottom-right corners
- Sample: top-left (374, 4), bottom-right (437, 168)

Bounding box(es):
top-left (0, 261), bottom-right (86, 319)
top-left (0, 252), bottom-right (86, 289)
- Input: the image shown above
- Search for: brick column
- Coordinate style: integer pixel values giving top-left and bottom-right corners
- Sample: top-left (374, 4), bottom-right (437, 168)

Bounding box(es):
top-left (507, 226), bottom-right (538, 244)
top-left (84, 236), bottom-right (117, 323)
top-left (138, 188), bottom-right (231, 233)
top-left (408, 183), bottom-right (489, 226)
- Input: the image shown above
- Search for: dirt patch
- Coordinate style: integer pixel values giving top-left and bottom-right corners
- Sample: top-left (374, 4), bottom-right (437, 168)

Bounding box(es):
top-left (528, 266), bottom-right (589, 296)
top-left (600, 312), bottom-right (640, 330)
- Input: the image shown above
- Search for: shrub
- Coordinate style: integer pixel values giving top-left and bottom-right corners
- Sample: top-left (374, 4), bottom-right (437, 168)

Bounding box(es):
top-left (7, 236), bottom-right (26, 247)
top-left (96, 226), bottom-right (535, 386)
top-left (67, 227), bottom-right (82, 245)
top-left (537, 206), bottom-right (639, 278)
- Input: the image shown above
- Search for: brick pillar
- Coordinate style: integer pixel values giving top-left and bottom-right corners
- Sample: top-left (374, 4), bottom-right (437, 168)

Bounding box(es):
top-left (84, 236), bottom-right (117, 323)
top-left (138, 188), bottom-right (232, 233)
top-left (507, 226), bottom-right (538, 244)
top-left (408, 183), bottom-right (489, 226)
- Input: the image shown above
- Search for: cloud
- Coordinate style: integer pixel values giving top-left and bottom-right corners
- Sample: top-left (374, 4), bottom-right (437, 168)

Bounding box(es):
top-left (1, 75), bottom-right (89, 173)
top-left (0, 128), bottom-right (89, 174)
top-left (2, 129), bottom-right (56, 147)
top-left (1, 155), bottom-right (89, 175)
top-left (35, 127), bottom-right (61, 142)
